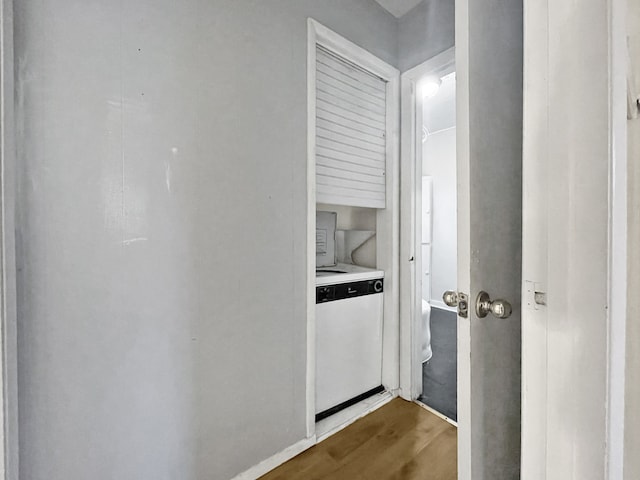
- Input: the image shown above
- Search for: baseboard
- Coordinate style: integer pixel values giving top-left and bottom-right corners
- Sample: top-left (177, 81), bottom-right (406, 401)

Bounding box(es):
top-left (230, 435), bottom-right (317, 480)
top-left (429, 300), bottom-right (457, 313)
top-left (230, 391), bottom-right (399, 479)
top-left (414, 400), bottom-right (458, 427)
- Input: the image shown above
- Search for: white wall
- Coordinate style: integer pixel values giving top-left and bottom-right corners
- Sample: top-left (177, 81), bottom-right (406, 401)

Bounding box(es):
top-left (626, 2), bottom-right (640, 478)
top-left (522, 0), bottom-right (615, 478)
top-left (13, 2), bottom-right (397, 479)
top-left (397, 0), bottom-right (455, 72)
top-left (316, 204), bottom-right (377, 231)
top-left (422, 128), bottom-right (457, 305)
top-left (315, 204), bottom-right (377, 268)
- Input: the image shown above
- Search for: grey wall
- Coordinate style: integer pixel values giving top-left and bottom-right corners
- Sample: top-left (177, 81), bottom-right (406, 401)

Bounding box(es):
top-left (13, 1), bottom-right (396, 479)
top-left (398, 0), bottom-right (455, 72)
top-left (626, 2), bottom-right (640, 478)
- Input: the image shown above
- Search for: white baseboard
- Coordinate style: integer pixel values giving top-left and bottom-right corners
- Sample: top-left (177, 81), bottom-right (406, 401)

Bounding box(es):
top-left (414, 399), bottom-right (458, 427)
top-left (230, 435), bottom-right (316, 480)
top-left (230, 391), bottom-right (397, 479)
top-left (428, 300), bottom-right (457, 313)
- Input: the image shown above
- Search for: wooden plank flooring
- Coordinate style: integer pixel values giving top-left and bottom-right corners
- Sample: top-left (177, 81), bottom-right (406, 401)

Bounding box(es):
top-left (260, 399), bottom-right (457, 480)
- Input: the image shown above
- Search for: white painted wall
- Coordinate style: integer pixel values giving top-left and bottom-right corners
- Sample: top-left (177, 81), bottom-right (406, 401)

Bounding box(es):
top-left (422, 128), bottom-right (457, 305)
top-left (625, 2), bottom-right (640, 478)
top-left (316, 204), bottom-right (377, 231)
top-left (522, 0), bottom-right (617, 478)
top-left (315, 204), bottom-right (377, 268)
top-left (397, 0), bottom-right (455, 72)
top-left (13, 2), bottom-right (397, 479)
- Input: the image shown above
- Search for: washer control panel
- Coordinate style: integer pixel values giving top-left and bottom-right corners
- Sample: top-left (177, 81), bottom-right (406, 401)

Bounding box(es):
top-left (316, 278), bottom-right (384, 304)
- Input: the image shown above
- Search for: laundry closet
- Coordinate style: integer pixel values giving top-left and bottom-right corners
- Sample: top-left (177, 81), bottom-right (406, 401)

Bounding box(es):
top-left (308, 20), bottom-right (400, 438)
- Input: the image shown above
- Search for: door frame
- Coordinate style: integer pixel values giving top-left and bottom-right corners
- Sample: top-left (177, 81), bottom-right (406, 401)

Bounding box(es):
top-left (306, 18), bottom-right (401, 439)
top-left (399, 47), bottom-right (455, 404)
top-left (0, 0), bottom-right (18, 479)
top-left (605, 0), bottom-right (628, 477)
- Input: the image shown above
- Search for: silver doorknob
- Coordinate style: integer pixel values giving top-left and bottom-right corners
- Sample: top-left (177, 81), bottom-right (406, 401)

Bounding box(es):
top-left (443, 290), bottom-right (459, 307)
top-left (475, 291), bottom-right (512, 319)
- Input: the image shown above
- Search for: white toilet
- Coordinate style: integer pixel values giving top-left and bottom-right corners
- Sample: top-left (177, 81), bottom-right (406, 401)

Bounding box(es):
top-left (421, 300), bottom-right (432, 362)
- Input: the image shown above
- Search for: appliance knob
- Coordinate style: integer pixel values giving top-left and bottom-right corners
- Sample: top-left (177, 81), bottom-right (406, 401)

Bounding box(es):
top-left (373, 279), bottom-right (383, 293)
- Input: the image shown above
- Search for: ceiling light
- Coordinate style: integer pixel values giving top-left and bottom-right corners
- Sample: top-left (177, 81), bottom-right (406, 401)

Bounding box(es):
top-left (420, 77), bottom-right (442, 99)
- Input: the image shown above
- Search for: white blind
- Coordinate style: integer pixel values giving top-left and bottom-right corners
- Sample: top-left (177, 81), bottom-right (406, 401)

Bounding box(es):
top-left (315, 46), bottom-right (387, 209)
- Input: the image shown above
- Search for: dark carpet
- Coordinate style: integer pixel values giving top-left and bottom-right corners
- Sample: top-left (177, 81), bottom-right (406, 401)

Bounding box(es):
top-left (418, 306), bottom-right (457, 421)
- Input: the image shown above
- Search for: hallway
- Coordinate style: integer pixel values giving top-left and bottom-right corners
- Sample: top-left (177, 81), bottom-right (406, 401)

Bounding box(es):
top-left (260, 399), bottom-right (457, 480)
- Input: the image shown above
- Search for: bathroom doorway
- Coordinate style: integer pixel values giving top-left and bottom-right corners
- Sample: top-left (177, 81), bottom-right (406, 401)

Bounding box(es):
top-left (398, 47), bottom-right (457, 423)
top-left (416, 66), bottom-right (457, 422)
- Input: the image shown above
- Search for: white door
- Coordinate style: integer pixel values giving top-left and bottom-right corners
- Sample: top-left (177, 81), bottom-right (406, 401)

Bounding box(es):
top-left (400, 0), bottom-right (523, 480)
top-left (399, 2), bottom-right (523, 476)
top-left (455, 0), bottom-right (523, 477)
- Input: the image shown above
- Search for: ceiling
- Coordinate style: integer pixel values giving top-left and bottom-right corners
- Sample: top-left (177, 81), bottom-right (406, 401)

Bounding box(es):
top-left (373, 0), bottom-right (424, 18)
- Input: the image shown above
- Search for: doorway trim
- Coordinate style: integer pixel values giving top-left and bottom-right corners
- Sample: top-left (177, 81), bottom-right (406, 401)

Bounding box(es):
top-left (399, 47), bottom-right (455, 403)
top-left (0, 0), bottom-right (18, 479)
top-left (306, 18), bottom-right (401, 439)
top-left (605, 0), bottom-right (628, 477)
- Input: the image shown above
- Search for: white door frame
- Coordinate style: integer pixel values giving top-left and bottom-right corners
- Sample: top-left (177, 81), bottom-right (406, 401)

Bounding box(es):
top-left (0, 0), bottom-right (18, 479)
top-left (605, 1), bottom-right (628, 477)
top-left (399, 48), bottom-right (455, 403)
top-left (306, 19), bottom-right (400, 438)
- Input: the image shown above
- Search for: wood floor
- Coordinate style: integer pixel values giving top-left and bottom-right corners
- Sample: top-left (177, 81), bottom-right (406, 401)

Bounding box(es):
top-left (260, 399), bottom-right (457, 480)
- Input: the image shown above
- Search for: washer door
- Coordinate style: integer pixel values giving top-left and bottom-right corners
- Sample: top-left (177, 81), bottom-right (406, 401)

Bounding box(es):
top-left (315, 293), bottom-right (383, 414)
